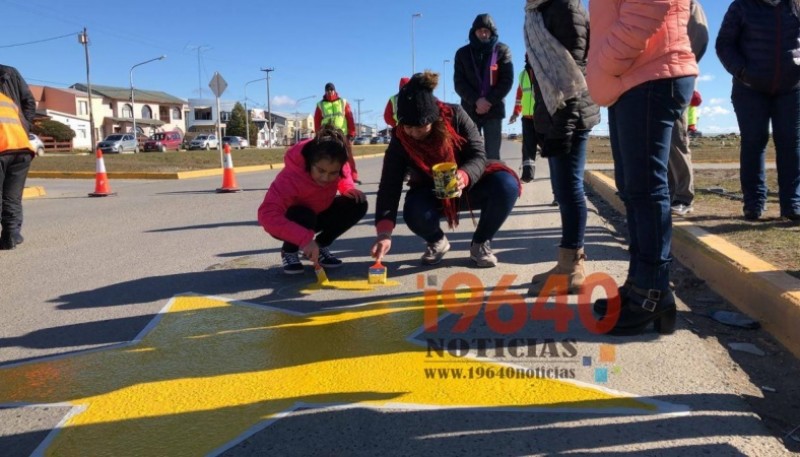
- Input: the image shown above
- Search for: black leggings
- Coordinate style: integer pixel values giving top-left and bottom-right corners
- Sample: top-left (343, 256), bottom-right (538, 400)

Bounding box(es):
top-left (282, 196), bottom-right (368, 252)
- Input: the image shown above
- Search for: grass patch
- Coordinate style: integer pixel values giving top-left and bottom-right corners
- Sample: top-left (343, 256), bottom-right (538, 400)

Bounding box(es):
top-left (30, 145), bottom-right (387, 173)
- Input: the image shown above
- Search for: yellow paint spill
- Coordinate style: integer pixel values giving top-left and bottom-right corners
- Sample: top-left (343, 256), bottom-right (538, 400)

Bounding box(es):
top-left (301, 278), bottom-right (401, 293)
top-left (0, 295), bottom-right (656, 457)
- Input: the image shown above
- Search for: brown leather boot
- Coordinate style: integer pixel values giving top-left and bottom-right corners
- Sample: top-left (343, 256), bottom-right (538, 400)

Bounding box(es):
top-left (528, 247), bottom-right (586, 296)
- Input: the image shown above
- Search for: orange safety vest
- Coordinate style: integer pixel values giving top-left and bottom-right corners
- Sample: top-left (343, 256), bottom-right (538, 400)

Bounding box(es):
top-left (0, 92), bottom-right (33, 153)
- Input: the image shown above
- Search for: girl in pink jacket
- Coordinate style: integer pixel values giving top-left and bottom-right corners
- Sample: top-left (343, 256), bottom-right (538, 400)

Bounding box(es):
top-left (257, 127), bottom-right (367, 275)
top-left (586, 0), bottom-right (698, 336)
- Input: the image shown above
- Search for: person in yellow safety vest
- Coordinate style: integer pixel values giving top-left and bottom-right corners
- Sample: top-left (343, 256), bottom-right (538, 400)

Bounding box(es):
top-left (383, 77), bottom-right (411, 129)
top-left (314, 82), bottom-right (360, 184)
top-left (508, 54), bottom-right (538, 184)
top-left (687, 90), bottom-right (701, 134)
top-left (0, 64), bottom-right (36, 250)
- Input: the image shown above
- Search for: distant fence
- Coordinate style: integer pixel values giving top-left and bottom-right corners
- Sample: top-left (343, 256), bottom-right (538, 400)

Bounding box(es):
top-left (40, 136), bottom-right (73, 152)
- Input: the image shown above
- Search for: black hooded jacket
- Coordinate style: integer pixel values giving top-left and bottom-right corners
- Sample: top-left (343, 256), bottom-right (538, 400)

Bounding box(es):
top-left (0, 64), bottom-right (36, 133)
top-left (453, 14), bottom-right (514, 122)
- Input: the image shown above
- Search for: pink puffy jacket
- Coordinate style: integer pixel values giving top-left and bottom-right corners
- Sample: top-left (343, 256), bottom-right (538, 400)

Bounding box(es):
top-left (586, 0), bottom-right (699, 107)
top-left (257, 139), bottom-right (355, 248)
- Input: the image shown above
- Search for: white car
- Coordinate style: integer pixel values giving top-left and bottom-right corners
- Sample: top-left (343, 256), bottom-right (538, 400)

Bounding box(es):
top-left (189, 134), bottom-right (219, 150)
top-left (28, 133), bottom-right (45, 156)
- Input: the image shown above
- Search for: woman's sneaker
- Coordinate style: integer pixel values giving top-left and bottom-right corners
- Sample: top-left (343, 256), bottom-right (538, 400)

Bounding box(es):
top-left (318, 247), bottom-right (343, 268)
top-left (281, 250), bottom-right (304, 275)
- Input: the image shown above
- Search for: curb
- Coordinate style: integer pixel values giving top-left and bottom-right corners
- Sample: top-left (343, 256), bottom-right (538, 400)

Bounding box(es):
top-left (22, 186), bottom-right (46, 199)
top-left (27, 153), bottom-right (387, 180)
top-left (585, 170), bottom-right (800, 359)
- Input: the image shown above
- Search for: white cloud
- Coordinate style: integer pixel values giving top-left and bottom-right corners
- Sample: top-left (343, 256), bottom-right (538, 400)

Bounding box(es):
top-left (703, 125), bottom-right (740, 134)
top-left (697, 74), bottom-right (715, 82)
top-left (710, 98), bottom-right (726, 105)
top-left (271, 95), bottom-right (296, 107)
top-left (699, 106), bottom-right (730, 117)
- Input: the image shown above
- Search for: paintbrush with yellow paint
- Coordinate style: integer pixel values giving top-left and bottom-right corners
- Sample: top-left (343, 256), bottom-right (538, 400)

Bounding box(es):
top-left (314, 262), bottom-right (329, 284)
top-left (368, 260), bottom-right (387, 284)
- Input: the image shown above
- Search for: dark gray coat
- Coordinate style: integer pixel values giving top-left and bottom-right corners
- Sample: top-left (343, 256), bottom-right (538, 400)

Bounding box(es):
top-left (0, 64), bottom-right (36, 133)
top-left (530, 0), bottom-right (600, 143)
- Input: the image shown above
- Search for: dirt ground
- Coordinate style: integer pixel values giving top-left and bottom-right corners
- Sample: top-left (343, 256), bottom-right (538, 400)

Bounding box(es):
top-left (588, 192), bottom-right (800, 453)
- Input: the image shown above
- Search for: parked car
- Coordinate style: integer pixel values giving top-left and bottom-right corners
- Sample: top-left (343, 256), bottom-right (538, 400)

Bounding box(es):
top-left (236, 136), bottom-right (249, 148)
top-left (28, 133), bottom-right (45, 156)
top-left (369, 136), bottom-right (384, 144)
top-left (353, 136), bottom-right (370, 145)
top-left (98, 133), bottom-right (138, 154)
top-left (507, 133), bottom-right (519, 140)
top-left (221, 136), bottom-right (247, 150)
top-left (143, 131), bottom-right (183, 152)
top-left (188, 134), bottom-right (219, 150)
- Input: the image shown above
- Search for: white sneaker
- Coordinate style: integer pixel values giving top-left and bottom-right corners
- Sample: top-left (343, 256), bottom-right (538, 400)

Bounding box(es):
top-left (421, 236), bottom-right (450, 265)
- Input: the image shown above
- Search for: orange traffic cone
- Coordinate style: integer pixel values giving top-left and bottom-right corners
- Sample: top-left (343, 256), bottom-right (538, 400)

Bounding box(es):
top-left (216, 143), bottom-right (241, 193)
top-left (88, 148), bottom-right (115, 197)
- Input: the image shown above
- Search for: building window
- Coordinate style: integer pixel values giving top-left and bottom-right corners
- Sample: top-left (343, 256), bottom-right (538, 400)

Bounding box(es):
top-left (78, 101), bottom-right (88, 115)
top-left (220, 111), bottom-right (231, 122)
top-left (122, 104), bottom-right (133, 118)
top-left (172, 107), bottom-right (182, 120)
top-left (141, 105), bottom-right (153, 119)
top-left (194, 107), bottom-right (212, 120)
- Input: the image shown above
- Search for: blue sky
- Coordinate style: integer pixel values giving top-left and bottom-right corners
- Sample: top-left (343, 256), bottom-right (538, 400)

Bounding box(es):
top-left (2, 0), bottom-right (737, 134)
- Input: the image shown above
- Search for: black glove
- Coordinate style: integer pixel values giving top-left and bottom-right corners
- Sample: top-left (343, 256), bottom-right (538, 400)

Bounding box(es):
top-left (541, 135), bottom-right (572, 158)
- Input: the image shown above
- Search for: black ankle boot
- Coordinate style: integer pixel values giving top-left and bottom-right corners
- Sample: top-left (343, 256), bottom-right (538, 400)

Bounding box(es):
top-left (593, 280), bottom-right (632, 315)
top-left (608, 286), bottom-right (677, 336)
top-left (0, 233), bottom-right (16, 250)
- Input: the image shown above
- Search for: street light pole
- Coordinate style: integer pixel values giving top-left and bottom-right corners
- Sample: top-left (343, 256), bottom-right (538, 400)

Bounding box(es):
top-left (244, 77), bottom-right (266, 147)
top-left (353, 98), bottom-right (364, 136)
top-left (260, 67), bottom-right (274, 147)
top-left (411, 13), bottom-right (422, 74)
top-left (78, 27), bottom-right (97, 151)
top-left (130, 55), bottom-right (165, 150)
top-left (442, 59), bottom-right (450, 103)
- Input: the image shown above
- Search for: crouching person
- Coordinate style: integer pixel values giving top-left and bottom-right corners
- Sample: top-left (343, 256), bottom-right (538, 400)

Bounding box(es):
top-left (371, 71), bottom-right (520, 267)
top-left (258, 126), bottom-right (368, 274)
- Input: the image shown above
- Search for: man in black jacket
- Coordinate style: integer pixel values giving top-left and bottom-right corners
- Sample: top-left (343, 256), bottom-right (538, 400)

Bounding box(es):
top-left (453, 13), bottom-right (514, 160)
top-left (0, 64), bottom-right (37, 250)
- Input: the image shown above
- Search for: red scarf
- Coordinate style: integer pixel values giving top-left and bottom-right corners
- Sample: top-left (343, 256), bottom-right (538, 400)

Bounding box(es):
top-left (395, 102), bottom-right (466, 228)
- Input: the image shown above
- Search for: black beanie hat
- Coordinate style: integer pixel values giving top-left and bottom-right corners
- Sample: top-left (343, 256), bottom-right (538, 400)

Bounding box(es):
top-left (396, 72), bottom-right (440, 126)
top-left (325, 82), bottom-right (335, 91)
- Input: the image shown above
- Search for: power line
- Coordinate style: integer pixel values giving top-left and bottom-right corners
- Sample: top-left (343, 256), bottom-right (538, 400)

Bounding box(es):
top-left (0, 31), bottom-right (78, 49)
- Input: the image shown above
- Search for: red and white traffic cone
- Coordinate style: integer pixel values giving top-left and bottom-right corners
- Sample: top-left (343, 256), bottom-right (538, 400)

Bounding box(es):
top-left (88, 148), bottom-right (115, 197)
top-left (216, 143), bottom-right (241, 193)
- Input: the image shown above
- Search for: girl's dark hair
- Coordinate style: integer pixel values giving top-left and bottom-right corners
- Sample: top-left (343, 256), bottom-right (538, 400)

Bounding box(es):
top-left (301, 126), bottom-right (349, 174)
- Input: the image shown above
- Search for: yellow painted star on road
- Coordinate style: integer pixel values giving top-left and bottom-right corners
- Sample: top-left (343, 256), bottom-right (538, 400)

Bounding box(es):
top-left (0, 294), bottom-right (659, 456)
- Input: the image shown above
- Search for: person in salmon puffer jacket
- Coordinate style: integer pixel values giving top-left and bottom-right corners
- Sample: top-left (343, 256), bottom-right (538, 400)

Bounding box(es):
top-left (585, 0), bottom-right (698, 336)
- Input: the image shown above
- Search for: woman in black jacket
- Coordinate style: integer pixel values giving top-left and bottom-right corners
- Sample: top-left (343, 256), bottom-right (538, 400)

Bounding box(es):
top-left (371, 72), bottom-right (520, 268)
top-left (716, 0), bottom-right (800, 222)
top-left (524, 0), bottom-right (600, 295)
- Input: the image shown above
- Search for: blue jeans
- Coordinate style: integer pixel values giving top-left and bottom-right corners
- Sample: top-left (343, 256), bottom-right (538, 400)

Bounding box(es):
top-left (608, 76), bottom-right (695, 292)
top-left (732, 83), bottom-right (800, 216)
top-left (403, 170), bottom-right (518, 244)
top-left (475, 118), bottom-right (503, 160)
top-left (548, 130), bottom-right (590, 249)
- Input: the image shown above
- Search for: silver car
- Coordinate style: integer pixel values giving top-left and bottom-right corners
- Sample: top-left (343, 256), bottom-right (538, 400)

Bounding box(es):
top-left (189, 134), bottom-right (219, 150)
top-left (98, 133), bottom-right (138, 154)
top-left (28, 133), bottom-right (45, 156)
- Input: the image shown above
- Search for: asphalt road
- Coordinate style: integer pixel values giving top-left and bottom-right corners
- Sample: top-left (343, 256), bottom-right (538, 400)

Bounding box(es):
top-left (0, 141), bottom-right (792, 456)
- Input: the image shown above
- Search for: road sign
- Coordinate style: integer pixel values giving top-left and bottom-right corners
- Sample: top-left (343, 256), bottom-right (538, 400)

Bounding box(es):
top-left (208, 72), bottom-right (227, 98)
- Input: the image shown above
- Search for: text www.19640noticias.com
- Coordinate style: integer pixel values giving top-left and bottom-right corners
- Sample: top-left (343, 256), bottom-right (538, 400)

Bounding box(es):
top-left (423, 366), bottom-right (576, 381)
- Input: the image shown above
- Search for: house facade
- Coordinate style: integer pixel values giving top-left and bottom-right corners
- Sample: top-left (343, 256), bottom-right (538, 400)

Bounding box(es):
top-left (29, 85), bottom-right (105, 149)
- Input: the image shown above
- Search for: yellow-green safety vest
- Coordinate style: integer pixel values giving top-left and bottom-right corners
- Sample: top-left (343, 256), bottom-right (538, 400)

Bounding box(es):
top-left (0, 92), bottom-right (33, 153)
top-left (687, 105), bottom-right (698, 126)
top-left (390, 94), bottom-right (399, 124)
top-left (519, 69), bottom-right (535, 117)
top-left (317, 98), bottom-right (348, 131)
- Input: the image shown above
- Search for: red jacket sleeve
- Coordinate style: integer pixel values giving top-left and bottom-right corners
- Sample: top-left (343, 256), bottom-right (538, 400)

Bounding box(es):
top-left (257, 175), bottom-right (315, 249)
top-left (384, 99), bottom-right (396, 127)
top-left (337, 162), bottom-right (356, 193)
top-left (513, 85), bottom-right (523, 116)
top-left (313, 105), bottom-right (323, 132)
top-left (344, 102), bottom-right (356, 138)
